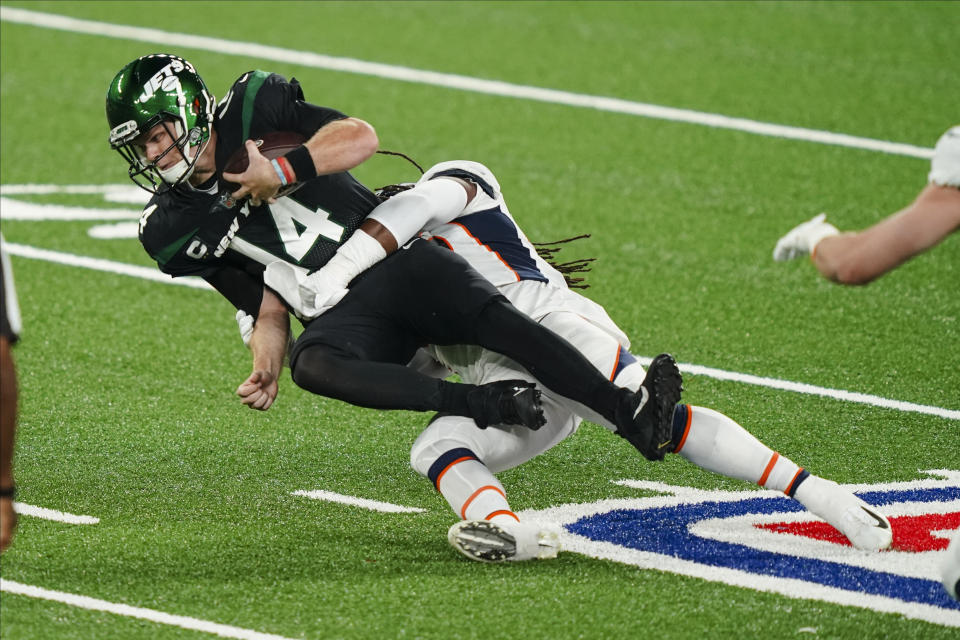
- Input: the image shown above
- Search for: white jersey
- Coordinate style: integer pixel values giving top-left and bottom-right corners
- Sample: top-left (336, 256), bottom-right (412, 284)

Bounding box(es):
top-left (929, 125), bottom-right (960, 188)
top-left (389, 162), bottom-right (641, 430)
top-left (391, 161), bottom-right (649, 474)
top-left (412, 161), bottom-right (569, 289)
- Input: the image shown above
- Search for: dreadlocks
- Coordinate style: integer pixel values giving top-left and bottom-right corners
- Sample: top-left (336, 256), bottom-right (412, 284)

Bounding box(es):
top-left (375, 149), bottom-right (424, 174)
top-left (374, 150), bottom-right (422, 202)
top-left (531, 235), bottom-right (595, 289)
top-left (373, 151), bottom-right (596, 288)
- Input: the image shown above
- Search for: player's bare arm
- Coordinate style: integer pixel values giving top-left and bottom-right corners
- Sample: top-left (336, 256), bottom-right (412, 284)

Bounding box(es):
top-left (813, 183), bottom-right (960, 285)
top-left (774, 125), bottom-right (960, 285)
top-left (236, 288), bottom-right (290, 411)
top-left (224, 118), bottom-right (378, 206)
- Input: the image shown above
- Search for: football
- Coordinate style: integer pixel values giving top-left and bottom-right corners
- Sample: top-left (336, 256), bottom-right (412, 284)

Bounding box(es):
top-left (221, 131), bottom-right (307, 195)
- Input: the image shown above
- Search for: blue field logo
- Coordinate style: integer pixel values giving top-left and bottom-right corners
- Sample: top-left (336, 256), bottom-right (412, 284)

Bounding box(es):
top-left (525, 470), bottom-right (960, 627)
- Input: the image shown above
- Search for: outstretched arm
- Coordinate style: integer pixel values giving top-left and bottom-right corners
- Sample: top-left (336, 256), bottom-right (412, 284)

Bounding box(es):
top-left (811, 183), bottom-right (960, 285)
top-left (317, 176), bottom-right (476, 285)
top-left (236, 287), bottom-right (290, 410)
top-left (774, 126), bottom-right (960, 285)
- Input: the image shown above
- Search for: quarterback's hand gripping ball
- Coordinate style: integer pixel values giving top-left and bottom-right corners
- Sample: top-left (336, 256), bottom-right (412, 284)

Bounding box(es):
top-left (222, 131), bottom-right (306, 205)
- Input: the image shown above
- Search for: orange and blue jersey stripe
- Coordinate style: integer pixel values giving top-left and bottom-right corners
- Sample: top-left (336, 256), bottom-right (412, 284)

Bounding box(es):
top-left (441, 206), bottom-right (549, 284)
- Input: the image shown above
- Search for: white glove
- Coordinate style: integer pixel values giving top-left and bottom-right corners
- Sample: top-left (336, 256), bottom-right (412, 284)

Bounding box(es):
top-left (299, 270), bottom-right (349, 317)
top-left (773, 213), bottom-right (840, 261)
top-left (264, 261), bottom-right (349, 320)
top-left (236, 309), bottom-right (254, 348)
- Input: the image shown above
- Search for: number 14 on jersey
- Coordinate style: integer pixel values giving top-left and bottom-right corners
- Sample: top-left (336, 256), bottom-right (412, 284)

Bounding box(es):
top-left (269, 198), bottom-right (345, 262)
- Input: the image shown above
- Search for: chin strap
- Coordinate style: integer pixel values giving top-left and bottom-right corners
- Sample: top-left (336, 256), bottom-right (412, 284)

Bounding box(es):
top-left (156, 121), bottom-right (208, 186)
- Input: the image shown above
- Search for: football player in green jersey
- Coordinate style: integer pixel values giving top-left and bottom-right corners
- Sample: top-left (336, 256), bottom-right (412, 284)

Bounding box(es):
top-left (106, 54), bottom-right (681, 459)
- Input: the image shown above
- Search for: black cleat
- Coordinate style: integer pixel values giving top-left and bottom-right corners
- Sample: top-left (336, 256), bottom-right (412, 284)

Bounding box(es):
top-left (615, 353), bottom-right (683, 461)
top-left (466, 380), bottom-right (546, 430)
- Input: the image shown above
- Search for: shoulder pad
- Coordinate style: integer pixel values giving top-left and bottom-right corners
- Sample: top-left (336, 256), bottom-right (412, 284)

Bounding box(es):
top-left (419, 160), bottom-right (501, 200)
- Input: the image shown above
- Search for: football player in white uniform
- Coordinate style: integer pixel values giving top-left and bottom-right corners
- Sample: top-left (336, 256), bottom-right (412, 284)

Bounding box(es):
top-left (774, 125), bottom-right (960, 284)
top-left (261, 160), bottom-right (894, 562)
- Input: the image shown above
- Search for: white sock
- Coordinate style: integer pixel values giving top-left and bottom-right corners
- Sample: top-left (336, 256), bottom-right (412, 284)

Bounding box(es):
top-left (429, 449), bottom-right (517, 521)
top-left (674, 405), bottom-right (809, 495)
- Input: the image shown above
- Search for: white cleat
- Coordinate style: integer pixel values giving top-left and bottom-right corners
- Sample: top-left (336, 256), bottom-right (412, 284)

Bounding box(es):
top-left (447, 519), bottom-right (560, 563)
top-left (794, 476), bottom-right (893, 551)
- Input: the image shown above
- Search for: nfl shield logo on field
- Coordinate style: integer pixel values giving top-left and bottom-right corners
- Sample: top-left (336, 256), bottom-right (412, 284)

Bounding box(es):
top-left (523, 470), bottom-right (960, 627)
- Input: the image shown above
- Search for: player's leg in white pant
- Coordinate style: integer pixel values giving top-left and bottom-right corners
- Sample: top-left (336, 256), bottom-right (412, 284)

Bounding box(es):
top-left (538, 311), bottom-right (643, 429)
top-left (537, 311), bottom-right (892, 551)
top-left (410, 398), bottom-right (575, 562)
top-left (669, 404), bottom-right (892, 551)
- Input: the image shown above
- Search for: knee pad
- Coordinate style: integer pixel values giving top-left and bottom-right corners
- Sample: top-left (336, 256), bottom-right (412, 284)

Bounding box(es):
top-left (289, 345), bottom-right (337, 391)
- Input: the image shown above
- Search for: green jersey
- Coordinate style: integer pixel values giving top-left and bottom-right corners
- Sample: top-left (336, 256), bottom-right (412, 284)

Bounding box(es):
top-left (138, 71), bottom-right (381, 314)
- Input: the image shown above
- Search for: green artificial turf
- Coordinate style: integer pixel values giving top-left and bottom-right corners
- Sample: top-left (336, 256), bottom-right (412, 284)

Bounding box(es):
top-left (1, 2), bottom-right (957, 638)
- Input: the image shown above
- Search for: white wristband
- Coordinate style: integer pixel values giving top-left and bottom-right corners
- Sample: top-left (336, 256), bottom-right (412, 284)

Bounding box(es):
top-left (807, 220), bottom-right (840, 253)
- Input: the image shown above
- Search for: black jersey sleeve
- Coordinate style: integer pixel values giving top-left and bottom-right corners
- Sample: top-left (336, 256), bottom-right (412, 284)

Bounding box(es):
top-left (140, 189), bottom-right (265, 315)
top-left (202, 267), bottom-right (264, 316)
top-left (270, 74), bottom-right (348, 137)
top-left (219, 71), bottom-right (348, 144)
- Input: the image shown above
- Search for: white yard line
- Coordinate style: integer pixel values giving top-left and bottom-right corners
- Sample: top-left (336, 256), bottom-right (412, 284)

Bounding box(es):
top-left (291, 490), bottom-right (425, 513)
top-left (0, 6), bottom-right (933, 160)
top-left (0, 197), bottom-right (140, 221)
top-left (3, 242), bottom-right (211, 290)
top-left (4, 241), bottom-right (957, 421)
top-left (630, 357), bottom-right (960, 422)
top-left (0, 580), bottom-right (299, 640)
top-left (13, 503), bottom-right (99, 525)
